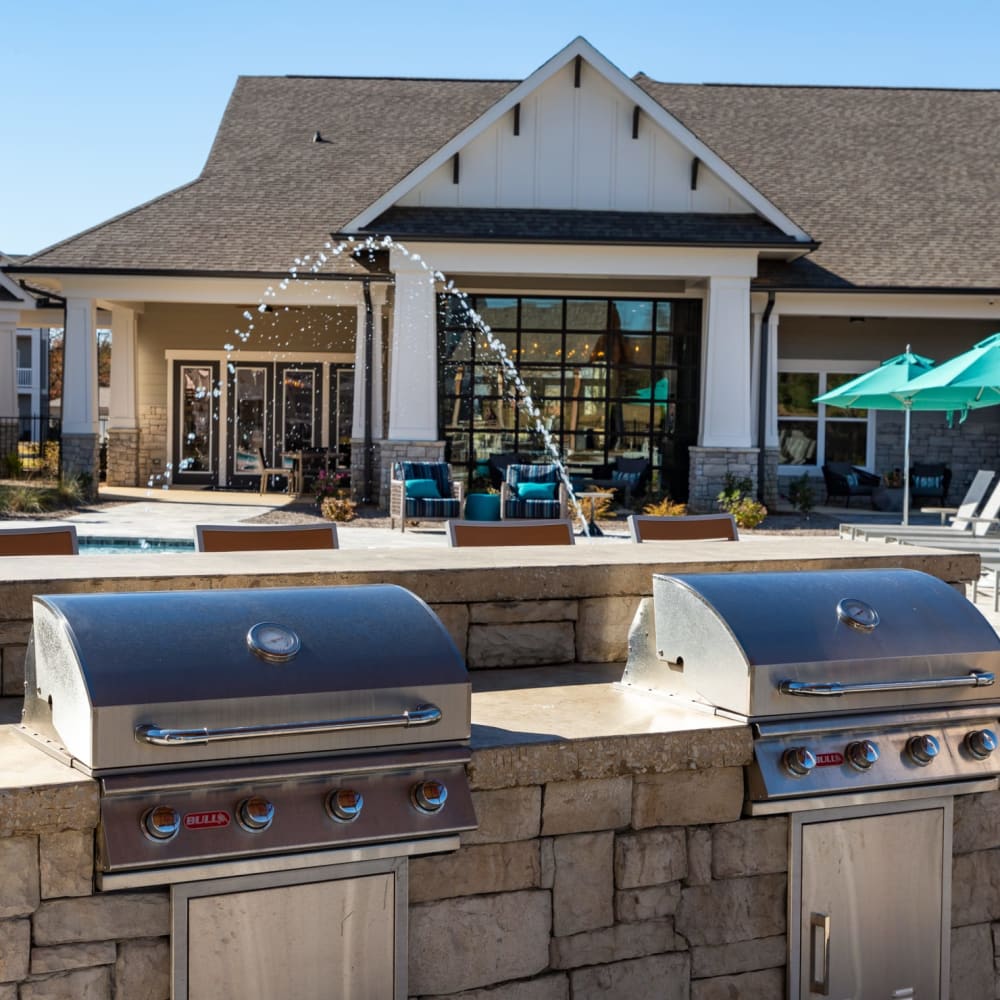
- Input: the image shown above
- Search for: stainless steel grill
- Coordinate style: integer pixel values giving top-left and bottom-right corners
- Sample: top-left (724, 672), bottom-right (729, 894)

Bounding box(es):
top-left (624, 567), bottom-right (1000, 999)
top-left (18, 584), bottom-right (477, 1000)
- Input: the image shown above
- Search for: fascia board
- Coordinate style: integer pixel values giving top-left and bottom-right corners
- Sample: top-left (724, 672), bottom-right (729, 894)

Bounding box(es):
top-left (345, 36), bottom-right (810, 243)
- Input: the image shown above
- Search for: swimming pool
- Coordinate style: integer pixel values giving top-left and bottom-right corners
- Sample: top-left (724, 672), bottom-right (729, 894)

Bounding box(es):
top-left (79, 537), bottom-right (195, 555)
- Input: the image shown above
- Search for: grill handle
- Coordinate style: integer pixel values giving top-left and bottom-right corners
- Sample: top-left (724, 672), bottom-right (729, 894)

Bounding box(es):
top-left (780, 671), bottom-right (994, 697)
top-left (135, 704), bottom-right (442, 747)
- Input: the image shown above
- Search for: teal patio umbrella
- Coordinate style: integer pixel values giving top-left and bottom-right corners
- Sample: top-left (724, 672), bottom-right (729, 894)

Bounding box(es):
top-left (892, 333), bottom-right (1000, 414)
top-left (814, 347), bottom-right (936, 524)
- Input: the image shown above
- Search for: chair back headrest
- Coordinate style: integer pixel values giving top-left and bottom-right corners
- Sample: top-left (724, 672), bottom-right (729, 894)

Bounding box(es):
top-left (629, 513), bottom-right (738, 542)
top-left (0, 524), bottom-right (79, 556)
top-left (506, 463), bottom-right (559, 485)
top-left (448, 519), bottom-right (575, 546)
top-left (195, 523), bottom-right (339, 552)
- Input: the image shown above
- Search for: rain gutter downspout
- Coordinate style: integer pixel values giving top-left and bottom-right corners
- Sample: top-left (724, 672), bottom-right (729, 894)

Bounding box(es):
top-left (756, 292), bottom-right (776, 504)
top-left (362, 278), bottom-right (375, 504)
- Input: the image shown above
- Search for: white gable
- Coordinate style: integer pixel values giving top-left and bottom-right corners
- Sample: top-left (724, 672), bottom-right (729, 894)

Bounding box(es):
top-left (347, 38), bottom-right (809, 240)
top-left (398, 60), bottom-right (752, 215)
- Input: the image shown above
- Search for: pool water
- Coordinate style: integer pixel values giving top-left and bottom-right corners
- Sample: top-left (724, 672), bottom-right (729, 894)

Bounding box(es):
top-left (79, 538), bottom-right (195, 555)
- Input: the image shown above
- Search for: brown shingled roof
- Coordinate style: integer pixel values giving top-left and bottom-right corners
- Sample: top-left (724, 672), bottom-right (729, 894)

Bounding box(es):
top-left (15, 67), bottom-right (1000, 291)
top-left (636, 76), bottom-right (1000, 290)
top-left (16, 75), bottom-right (516, 276)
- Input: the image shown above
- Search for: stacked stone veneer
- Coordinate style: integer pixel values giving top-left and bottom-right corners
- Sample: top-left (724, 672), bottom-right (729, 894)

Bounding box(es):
top-left (363, 439), bottom-right (448, 506)
top-left (138, 405), bottom-right (167, 487)
top-left (4, 740), bottom-right (999, 996)
top-left (105, 429), bottom-right (140, 487)
top-left (686, 447), bottom-right (760, 514)
top-left (0, 757), bottom-right (169, 998)
top-left (59, 435), bottom-right (100, 500)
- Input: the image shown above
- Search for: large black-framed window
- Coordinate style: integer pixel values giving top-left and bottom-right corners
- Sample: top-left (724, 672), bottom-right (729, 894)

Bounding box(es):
top-left (438, 294), bottom-right (701, 499)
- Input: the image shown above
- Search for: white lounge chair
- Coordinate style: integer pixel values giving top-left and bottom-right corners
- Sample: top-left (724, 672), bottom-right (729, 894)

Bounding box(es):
top-left (840, 470), bottom-right (996, 541)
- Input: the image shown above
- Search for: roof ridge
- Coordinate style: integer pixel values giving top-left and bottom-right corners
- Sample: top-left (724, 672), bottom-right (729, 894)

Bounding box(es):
top-left (273, 74), bottom-right (520, 83)
top-left (638, 75), bottom-right (1000, 95)
top-left (16, 179), bottom-right (205, 265)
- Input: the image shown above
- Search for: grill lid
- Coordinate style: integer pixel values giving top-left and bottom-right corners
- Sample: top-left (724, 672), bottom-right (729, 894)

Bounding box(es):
top-left (21, 584), bottom-right (470, 774)
top-left (623, 569), bottom-right (1000, 720)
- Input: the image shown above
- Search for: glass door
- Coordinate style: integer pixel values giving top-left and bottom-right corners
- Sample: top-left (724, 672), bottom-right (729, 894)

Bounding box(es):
top-left (229, 364), bottom-right (272, 487)
top-left (278, 364), bottom-right (322, 453)
top-left (173, 362), bottom-right (219, 485)
top-left (329, 364), bottom-right (355, 471)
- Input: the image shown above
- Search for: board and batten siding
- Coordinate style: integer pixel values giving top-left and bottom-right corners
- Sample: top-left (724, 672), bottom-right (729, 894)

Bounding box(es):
top-left (399, 61), bottom-right (752, 215)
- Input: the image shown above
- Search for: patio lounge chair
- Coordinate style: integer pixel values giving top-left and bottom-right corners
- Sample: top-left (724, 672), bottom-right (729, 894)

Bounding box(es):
top-left (588, 457), bottom-right (652, 505)
top-left (389, 460), bottom-right (464, 532)
top-left (822, 462), bottom-right (881, 508)
top-left (0, 523), bottom-right (78, 555)
top-left (500, 463), bottom-right (569, 520)
top-left (841, 470), bottom-right (998, 542)
top-left (629, 513), bottom-right (739, 542)
top-left (448, 519), bottom-right (575, 546)
top-left (195, 523), bottom-right (339, 551)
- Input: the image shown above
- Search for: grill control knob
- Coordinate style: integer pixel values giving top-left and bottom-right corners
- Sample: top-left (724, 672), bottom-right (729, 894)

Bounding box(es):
top-left (142, 805), bottom-right (181, 842)
top-left (966, 728), bottom-right (999, 759)
top-left (237, 796), bottom-right (275, 832)
top-left (782, 747), bottom-right (817, 777)
top-left (846, 740), bottom-right (880, 771)
top-left (906, 734), bottom-right (941, 766)
top-left (411, 780), bottom-right (448, 814)
top-left (326, 789), bottom-right (364, 823)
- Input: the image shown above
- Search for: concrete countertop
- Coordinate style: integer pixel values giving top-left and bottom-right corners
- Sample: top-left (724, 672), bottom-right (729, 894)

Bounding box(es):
top-left (470, 662), bottom-right (740, 746)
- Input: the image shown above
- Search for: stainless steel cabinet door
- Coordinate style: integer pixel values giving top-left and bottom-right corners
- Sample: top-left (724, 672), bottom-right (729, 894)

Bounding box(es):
top-left (798, 806), bottom-right (946, 999)
top-left (182, 870), bottom-right (398, 999)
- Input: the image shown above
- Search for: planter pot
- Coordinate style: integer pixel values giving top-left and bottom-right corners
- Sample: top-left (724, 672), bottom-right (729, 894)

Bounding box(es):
top-left (465, 493), bottom-right (501, 521)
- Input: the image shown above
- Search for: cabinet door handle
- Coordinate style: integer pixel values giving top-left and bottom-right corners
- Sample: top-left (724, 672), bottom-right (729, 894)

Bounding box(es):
top-left (809, 912), bottom-right (830, 995)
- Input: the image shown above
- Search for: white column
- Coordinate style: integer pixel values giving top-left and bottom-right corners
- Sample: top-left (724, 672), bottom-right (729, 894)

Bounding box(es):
top-left (351, 282), bottom-right (388, 440)
top-left (0, 319), bottom-right (17, 419)
top-left (700, 276), bottom-right (753, 448)
top-left (387, 252), bottom-right (438, 440)
top-left (109, 306), bottom-right (138, 430)
top-left (62, 298), bottom-right (99, 435)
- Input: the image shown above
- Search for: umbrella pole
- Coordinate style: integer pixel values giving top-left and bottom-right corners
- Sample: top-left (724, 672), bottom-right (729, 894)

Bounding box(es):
top-left (903, 401), bottom-right (912, 526)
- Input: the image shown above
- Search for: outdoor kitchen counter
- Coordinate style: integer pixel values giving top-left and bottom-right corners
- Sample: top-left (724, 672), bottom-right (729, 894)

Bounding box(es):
top-left (0, 725), bottom-right (97, 836)
top-left (468, 662), bottom-right (751, 790)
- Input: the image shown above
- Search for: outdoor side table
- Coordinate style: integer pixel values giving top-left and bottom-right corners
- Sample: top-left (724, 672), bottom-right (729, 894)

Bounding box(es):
top-left (578, 491), bottom-right (615, 537)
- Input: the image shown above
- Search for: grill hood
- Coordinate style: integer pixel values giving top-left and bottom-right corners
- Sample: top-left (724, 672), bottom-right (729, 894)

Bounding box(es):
top-left (21, 585), bottom-right (470, 774)
top-left (623, 569), bottom-right (1000, 720)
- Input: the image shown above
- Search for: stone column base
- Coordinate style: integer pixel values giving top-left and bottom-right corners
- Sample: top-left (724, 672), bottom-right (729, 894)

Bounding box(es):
top-left (358, 439), bottom-right (447, 508)
top-left (106, 429), bottom-right (140, 486)
top-left (687, 446), bottom-right (761, 513)
top-left (60, 433), bottom-right (100, 499)
top-left (761, 446), bottom-right (781, 509)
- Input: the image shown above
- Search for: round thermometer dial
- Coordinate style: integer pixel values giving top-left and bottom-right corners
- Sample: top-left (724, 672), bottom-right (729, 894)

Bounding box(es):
top-left (247, 622), bottom-right (301, 663)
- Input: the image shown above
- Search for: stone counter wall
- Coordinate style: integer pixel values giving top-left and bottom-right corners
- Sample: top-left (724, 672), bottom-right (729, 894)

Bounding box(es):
top-left (4, 727), bottom-right (998, 997)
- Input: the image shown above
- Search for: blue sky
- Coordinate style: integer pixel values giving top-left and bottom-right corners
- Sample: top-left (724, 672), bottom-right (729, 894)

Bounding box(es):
top-left (3, 0), bottom-right (999, 255)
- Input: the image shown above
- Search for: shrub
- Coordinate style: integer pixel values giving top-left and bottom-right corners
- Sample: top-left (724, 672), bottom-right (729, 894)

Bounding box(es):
top-left (716, 471), bottom-right (767, 529)
top-left (320, 494), bottom-right (357, 522)
top-left (642, 493), bottom-right (688, 516)
top-left (787, 473), bottom-right (815, 515)
top-left (728, 496), bottom-right (768, 530)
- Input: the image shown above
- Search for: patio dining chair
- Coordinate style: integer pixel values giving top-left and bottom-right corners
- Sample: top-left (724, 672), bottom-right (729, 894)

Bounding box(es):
top-left (389, 460), bottom-right (464, 532)
top-left (448, 519), bottom-right (575, 547)
top-left (0, 523), bottom-right (79, 556)
top-left (500, 463), bottom-right (569, 520)
top-left (195, 523), bottom-right (339, 552)
top-left (629, 513), bottom-right (739, 542)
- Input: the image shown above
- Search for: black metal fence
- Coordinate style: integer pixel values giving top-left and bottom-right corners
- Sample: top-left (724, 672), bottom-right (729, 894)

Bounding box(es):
top-left (0, 416), bottom-right (62, 478)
